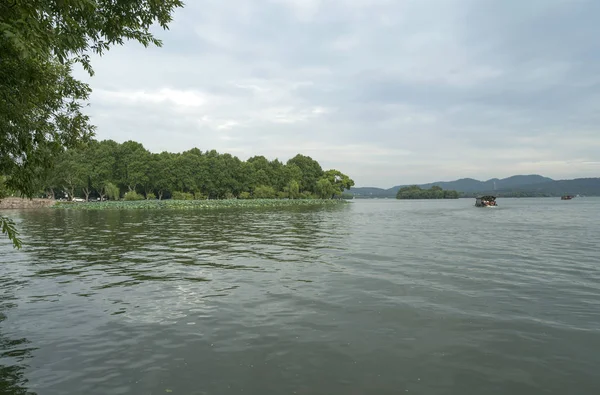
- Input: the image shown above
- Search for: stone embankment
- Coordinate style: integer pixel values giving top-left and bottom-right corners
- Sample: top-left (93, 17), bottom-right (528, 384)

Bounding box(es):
top-left (0, 197), bottom-right (56, 209)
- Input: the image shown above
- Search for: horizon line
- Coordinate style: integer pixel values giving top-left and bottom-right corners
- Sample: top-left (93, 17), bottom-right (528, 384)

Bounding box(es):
top-left (354, 174), bottom-right (599, 190)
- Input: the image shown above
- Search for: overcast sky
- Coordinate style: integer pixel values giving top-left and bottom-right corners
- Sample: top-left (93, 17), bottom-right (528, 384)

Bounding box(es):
top-left (76, 0), bottom-right (600, 188)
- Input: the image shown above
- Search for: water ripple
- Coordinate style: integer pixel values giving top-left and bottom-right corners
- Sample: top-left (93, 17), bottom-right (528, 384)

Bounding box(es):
top-left (1, 199), bottom-right (600, 394)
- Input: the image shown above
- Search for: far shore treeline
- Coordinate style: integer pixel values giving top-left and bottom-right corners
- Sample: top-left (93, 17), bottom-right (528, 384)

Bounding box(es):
top-left (1, 140), bottom-right (355, 201)
top-left (396, 185), bottom-right (460, 199)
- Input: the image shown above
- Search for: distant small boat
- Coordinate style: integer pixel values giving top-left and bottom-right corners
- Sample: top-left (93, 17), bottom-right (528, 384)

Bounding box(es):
top-left (475, 195), bottom-right (498, 207)
top-left (561, 195), bottom-right (575, 200)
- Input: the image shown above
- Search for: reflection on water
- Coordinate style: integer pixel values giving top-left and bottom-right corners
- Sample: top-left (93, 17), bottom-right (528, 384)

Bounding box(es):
top-left (0, 276), bottom-right (37, 395)
top-left (1, 199), bottom-right (600, 394)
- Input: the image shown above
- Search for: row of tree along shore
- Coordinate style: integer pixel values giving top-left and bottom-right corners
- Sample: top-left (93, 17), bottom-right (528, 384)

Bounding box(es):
top-left (1, 140), bottom-right (355, 202)
top-left (396, 185), bottom-right (460, 199)
top-left (1, 0), bottom-right (187, 248)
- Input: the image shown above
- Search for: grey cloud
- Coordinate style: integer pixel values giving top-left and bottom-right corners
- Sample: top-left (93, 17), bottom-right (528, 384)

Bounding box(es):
top-left (75, 0), bottom-right (600, 187)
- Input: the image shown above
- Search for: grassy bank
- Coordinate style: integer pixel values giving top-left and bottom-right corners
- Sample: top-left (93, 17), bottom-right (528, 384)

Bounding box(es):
top-left (53, 199), bottom-right (350, 210)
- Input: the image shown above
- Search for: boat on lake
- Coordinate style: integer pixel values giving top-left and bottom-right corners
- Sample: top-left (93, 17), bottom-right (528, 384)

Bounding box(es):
top-left (475, 195), bottom-right (497, 207)
top-left (561, 195), bottom-right (575, 200)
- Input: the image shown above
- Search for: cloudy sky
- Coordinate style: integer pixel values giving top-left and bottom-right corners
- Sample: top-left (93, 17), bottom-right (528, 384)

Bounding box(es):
top-left (76, 0), bottom-right (600, 187)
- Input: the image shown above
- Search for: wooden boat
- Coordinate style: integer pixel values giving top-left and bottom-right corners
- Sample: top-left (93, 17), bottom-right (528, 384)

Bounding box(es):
top-left (475, 195), bottom-right (497, 207)
top-left (561, 195), bottom-right (574, 200)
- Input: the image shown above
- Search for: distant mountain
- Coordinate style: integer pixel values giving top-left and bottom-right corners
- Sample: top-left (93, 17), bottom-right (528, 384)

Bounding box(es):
top-left (409, 174), bottom-right (554, 194)
top-left (350, 175), bottom-right (600, 197)
top-left (346, 187), bottom-right (388, 196)
top-left (482, 177), bottom-right (600, 197)
top-left (348, 187), bottom-right (391, 198)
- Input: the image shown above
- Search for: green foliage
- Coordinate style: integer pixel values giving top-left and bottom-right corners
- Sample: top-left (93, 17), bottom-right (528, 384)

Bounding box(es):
top-left (316, 178), bottom-right (335, 199)
top-left (105, 182), bottom-right (120, 200)
top-left (396, 186), bottom-right (460, 199)
top-left (253, 185), bottom-right (277, 199)
top-left (171, 191), bottom-right (194, 200)
top-left (321, 169), bottom-right (355, 197)
top-left (89, 140), bottom-right (117, 199)
top-left (0, 175), bottom-right (14, 199)
top-left (0, 0), bottom-right (184, 76)
top-left (0, 0), bottom-right (183, 247)
top-left (0, 216), bottom-right (21, 249)
top-left (0, 35), bottom-right (95, 195)
top-left (286, 154), bottom-right (324, 193)
top-left (53, 148), bottom-right (86, 200)
top-left (0, 53), bottom-right (94, 198)
top-left (26, 139), bottom-right (353, 203)
top-left (193, 191), bottom-right (206, 200)
top-left (53, 199), bottom-right (349, 211)
top-left (152, 151), bottom-right (176, 200)
top-left (299, 191), bottom-right (315, 199)
top-left (443, 190), bottom-right (459, 199)
top-left (124, 191), bottom-right (143, 201)
top-left (287, 180), bottom-right (300, 199)
top-left (118, 140), bottom-right (150, 191)
top-left (146, 192), bottom-right (156, 200)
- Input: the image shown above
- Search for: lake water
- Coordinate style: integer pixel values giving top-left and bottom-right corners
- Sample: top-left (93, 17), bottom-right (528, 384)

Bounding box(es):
top-left (1, 198), bottom-right (599, 394)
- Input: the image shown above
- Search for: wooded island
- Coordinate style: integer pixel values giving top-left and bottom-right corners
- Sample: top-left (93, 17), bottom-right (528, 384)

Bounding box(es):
top-left (1, 139), bottom-right (354, 201)
top-left (396, 185), bottom-right (460, 199)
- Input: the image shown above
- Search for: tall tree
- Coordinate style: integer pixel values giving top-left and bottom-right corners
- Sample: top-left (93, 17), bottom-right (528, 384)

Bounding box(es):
top-left (54, 149), bottom-right (86, 200)
top-left (42, 162), bottom-right (63, 200)
top-left (283, 164), bottom-right (303, 186)
top-left (0, 0), bottom-right (184, 248)
top-left (270, 159), bottom-right (287, 192)
top-left (174, 151), bottom-right (198, 194)
top-left (30, 139), bottom-right (358, 203)
top-left (0, 46), bottom-right (94, 198)
top-left (286, 154), bottom-right (324, 194)
top-left (321, 169), bottom-right (355, 198)
top-left (118, 141), bottom-right (150, 192)
top-left (315, 178), bottom-right (335, 199)
top-left (89, 140), bottom-right (117, 201)
top-left (287, 180), bottom-right (300, 199)
top-left (153, 152), bottom-right (177, 200)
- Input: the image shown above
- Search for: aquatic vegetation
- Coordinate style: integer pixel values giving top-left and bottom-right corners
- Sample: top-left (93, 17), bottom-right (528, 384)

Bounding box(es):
top-left (53, 199), bottom-right (349, 210)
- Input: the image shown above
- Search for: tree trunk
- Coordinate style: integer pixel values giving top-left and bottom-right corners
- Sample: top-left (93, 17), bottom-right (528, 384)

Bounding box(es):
top-left (46, 188), bottom-right (55, 199)
top-left (83, 187), bottom-right (91, 201)
top-left (158, 191), bottom-right (163, 200)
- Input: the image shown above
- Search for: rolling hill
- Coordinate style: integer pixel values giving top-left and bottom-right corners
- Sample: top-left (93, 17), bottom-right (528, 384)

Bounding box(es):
top-left (485, 177), bottom-right (600, 197)
top-left (350, 175), bottom-right (600, 197)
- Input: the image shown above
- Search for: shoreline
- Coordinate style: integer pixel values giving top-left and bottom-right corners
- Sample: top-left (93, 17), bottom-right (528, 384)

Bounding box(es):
top-left (0, 197), bottom-right (57, 210)
top-left (52, 199), bottom-right (350, 210)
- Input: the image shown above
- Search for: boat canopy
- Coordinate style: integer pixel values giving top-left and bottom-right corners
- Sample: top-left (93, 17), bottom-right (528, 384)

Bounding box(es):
top-left (476, 195), bottom-right (496, 200)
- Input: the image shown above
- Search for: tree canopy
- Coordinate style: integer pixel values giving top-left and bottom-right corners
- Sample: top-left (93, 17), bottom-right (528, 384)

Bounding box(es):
top-left (21, 140), bottom-right (354, 203)
top-left (0, 0), bottom-right (184, 247)
top-left (396, 185), bottom-right (460, 199)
